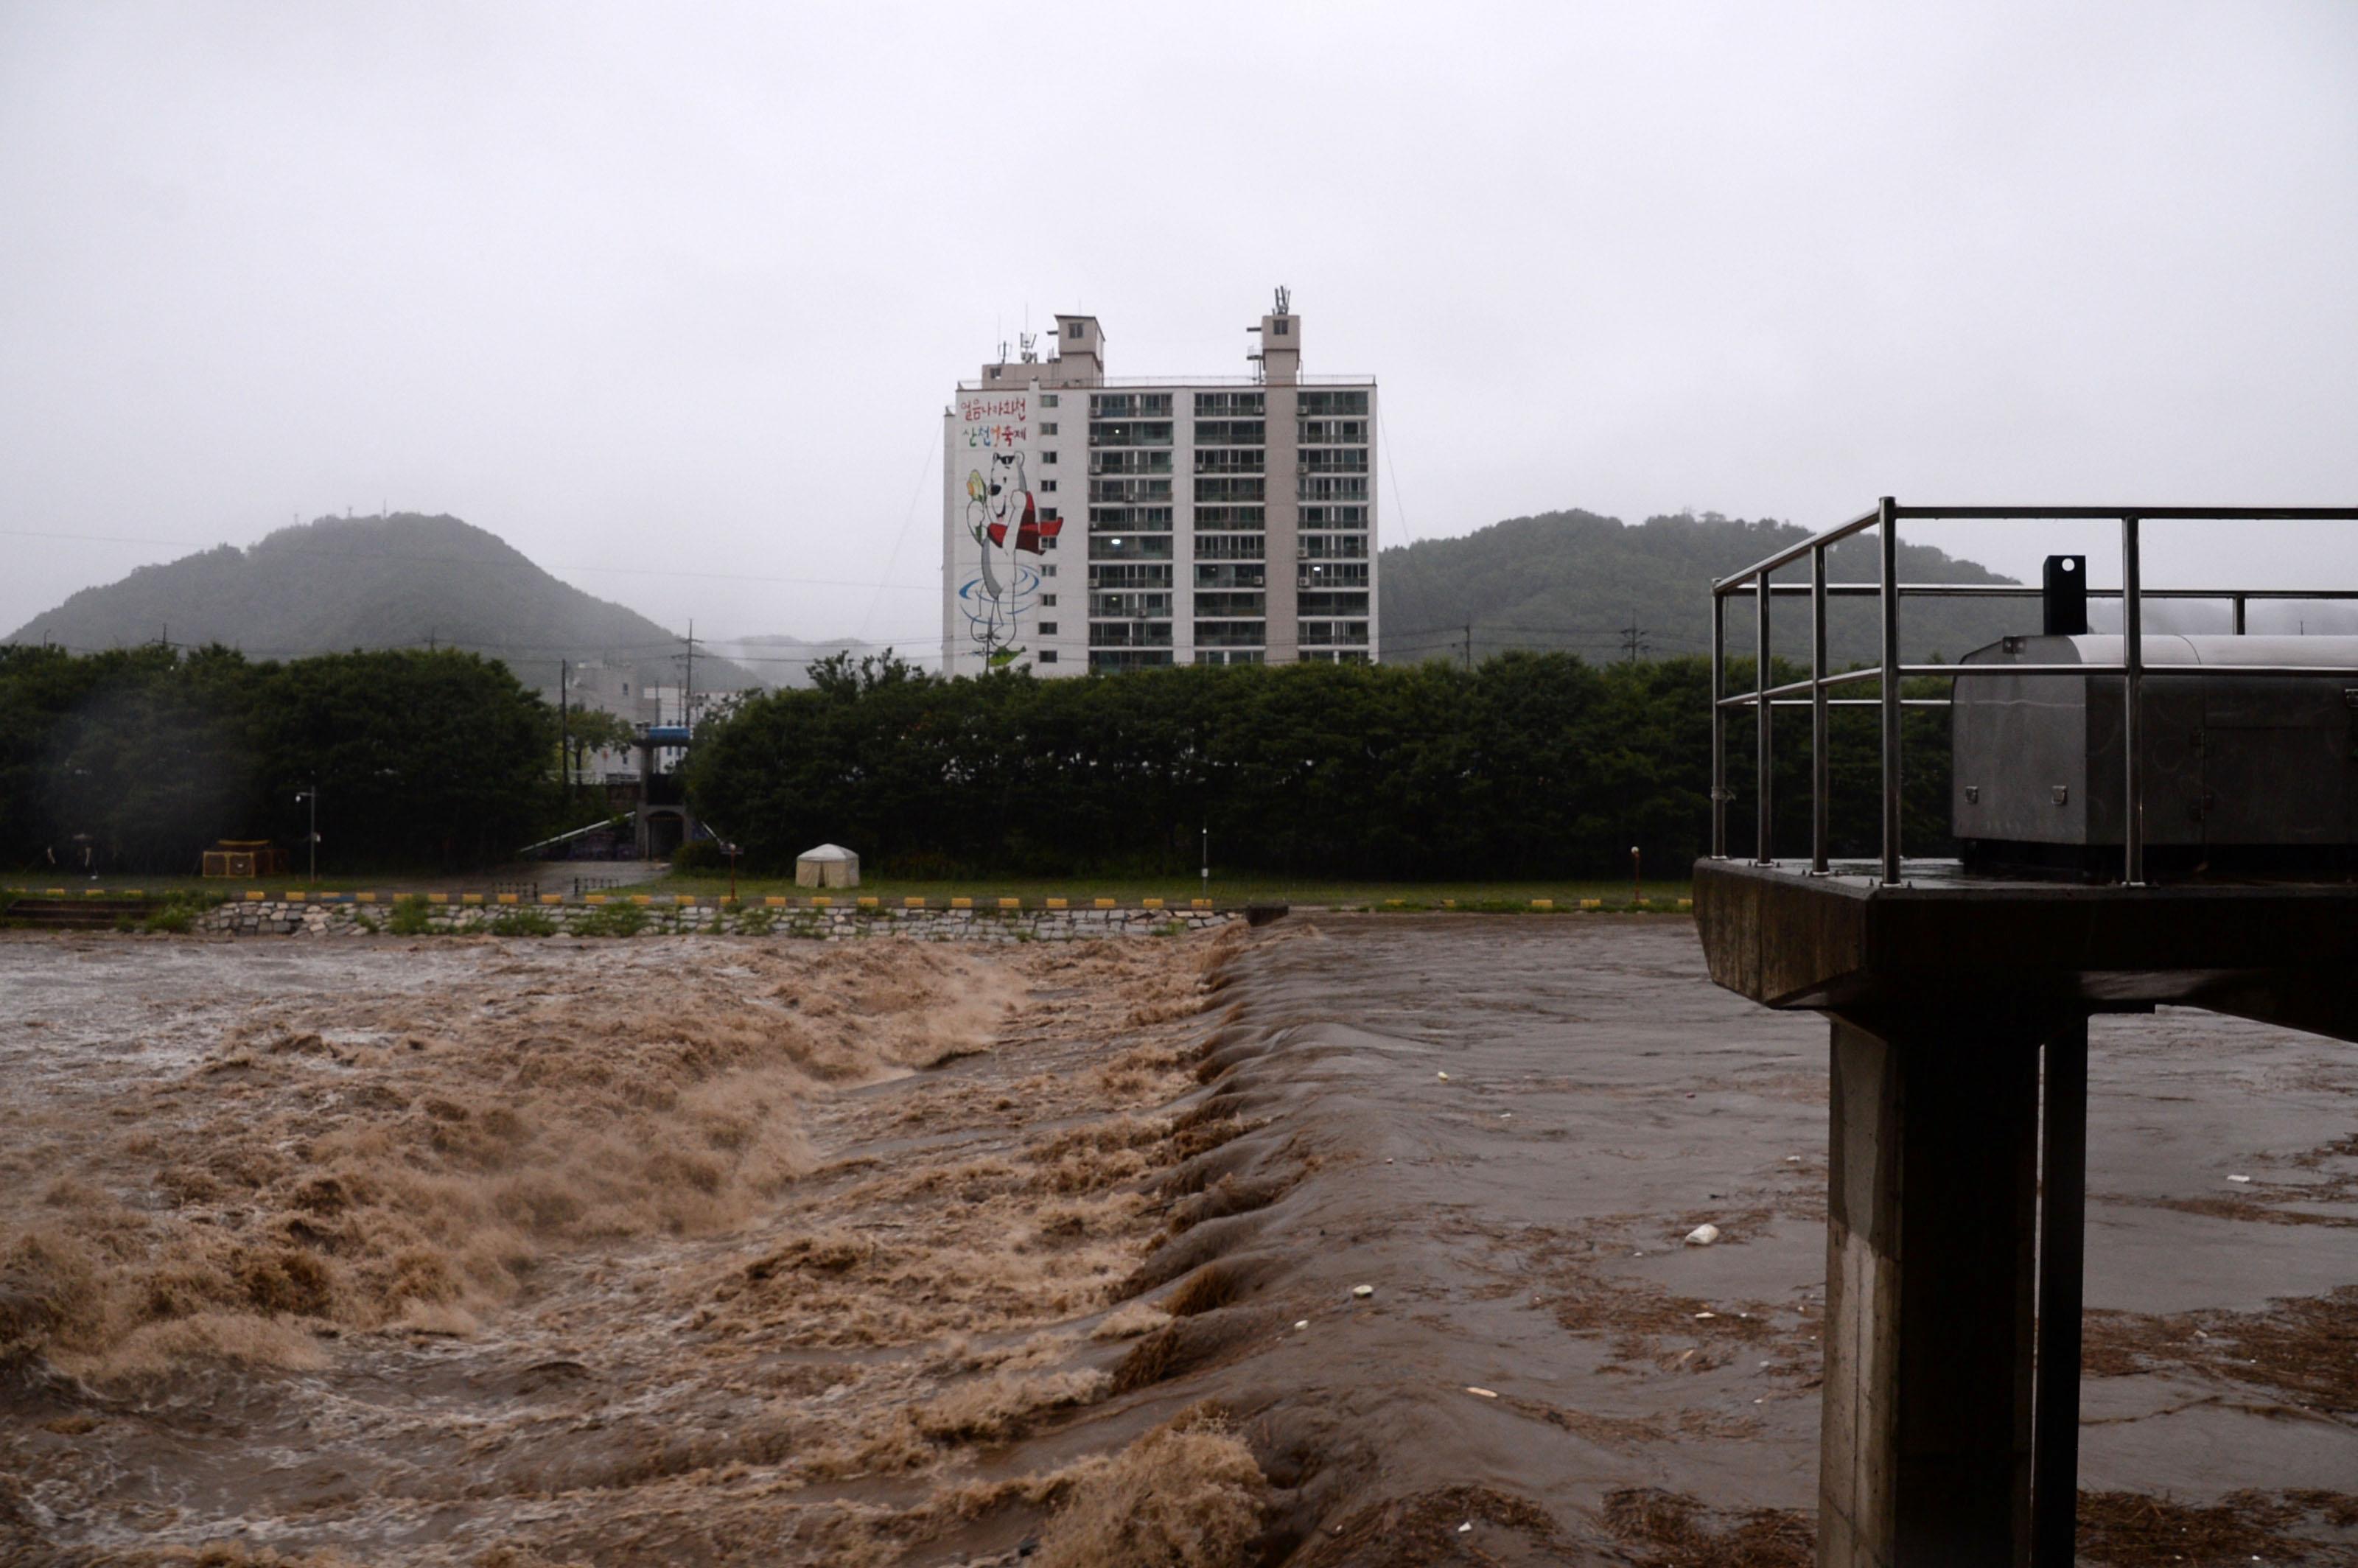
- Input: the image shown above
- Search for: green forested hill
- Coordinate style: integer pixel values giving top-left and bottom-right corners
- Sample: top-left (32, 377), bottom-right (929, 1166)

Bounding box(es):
top-left (1379, 509), bottom-right (2025, 668)
top-left (7, 513), bottom-right (755, 693)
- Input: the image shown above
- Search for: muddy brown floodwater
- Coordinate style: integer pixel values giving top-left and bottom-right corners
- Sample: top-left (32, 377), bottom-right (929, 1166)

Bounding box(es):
top-left (1, 918), bottom-right (2354, 1567)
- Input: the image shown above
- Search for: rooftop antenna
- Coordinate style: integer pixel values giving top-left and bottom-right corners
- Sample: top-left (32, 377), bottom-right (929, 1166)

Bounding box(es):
top-left (1019, 332), bottom-right (1038, 363)
top-left (1274, 284), bottom-right (1291, 315)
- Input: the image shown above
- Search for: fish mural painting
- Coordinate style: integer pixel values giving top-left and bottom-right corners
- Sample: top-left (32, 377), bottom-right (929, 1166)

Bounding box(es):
top-left (947, 393), bottom-right (1063, 669)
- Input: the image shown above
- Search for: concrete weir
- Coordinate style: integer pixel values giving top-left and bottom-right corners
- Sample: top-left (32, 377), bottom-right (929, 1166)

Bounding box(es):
top-left (1693, 858), bottom-right (2358, 1568)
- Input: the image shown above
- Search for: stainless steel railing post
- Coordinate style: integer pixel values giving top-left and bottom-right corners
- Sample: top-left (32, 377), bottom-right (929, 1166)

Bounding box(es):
top-left (2122, 517), bottom-right (2144, 886)
top-left (1710, 591), bottom-right (1726, 858)
top-left (1878, 497), bottom-right (1901, 883)
top-left (1812, 542), bottom-right (1830, 874)
top-left (1757, 576), bottom-right (1774, 864)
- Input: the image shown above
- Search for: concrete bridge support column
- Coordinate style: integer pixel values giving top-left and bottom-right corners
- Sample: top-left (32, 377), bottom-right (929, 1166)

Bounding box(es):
top-left (1821, 1011), bottom-right (2042, 1568)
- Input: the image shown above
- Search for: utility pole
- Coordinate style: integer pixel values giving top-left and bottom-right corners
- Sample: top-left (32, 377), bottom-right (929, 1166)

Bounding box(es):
top-left (1462, 622), bottom-right (1472, 671)
top-left (1620, 615), bottom-right (1649, 664)
top-left (295, 783), bottom-right (318, 885)
top-left (678, 621), bottom-right (702, 729)
top-left (560, 658), bottom-right (570, 792)
top-left (1200, 820), bottom-right (1210, 900)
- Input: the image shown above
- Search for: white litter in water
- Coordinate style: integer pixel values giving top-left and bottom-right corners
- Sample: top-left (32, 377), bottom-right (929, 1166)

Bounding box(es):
top-left (2227, 1174), bottom-right (2253, 1183)
top-left (1436, 1071), bottom-right (1450, 1081)
top-left (1351, 1284), bottom-right (1375, 1298)
top-left (1684, 1222), bottom-right (1721, 1246)
top-left (1295, 1320), bottom-right (1309, 1330)
top-left (1465, 1386), bottom-right (1498, 1399)
top-left (1458, 1522), bottom-right (1474, 1533)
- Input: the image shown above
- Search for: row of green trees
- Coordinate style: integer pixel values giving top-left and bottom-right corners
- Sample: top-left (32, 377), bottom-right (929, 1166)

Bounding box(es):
top-left (685, 652), bottom-right (1952, 879)
top-left (1, 643), bottom-right (1952, 881)
top-left (0, 645), bottom-right (558, 874)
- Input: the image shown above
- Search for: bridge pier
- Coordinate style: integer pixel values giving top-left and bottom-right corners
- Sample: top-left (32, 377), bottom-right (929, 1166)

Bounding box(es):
top-left (1693, 858), bottom-right (2358, 1568)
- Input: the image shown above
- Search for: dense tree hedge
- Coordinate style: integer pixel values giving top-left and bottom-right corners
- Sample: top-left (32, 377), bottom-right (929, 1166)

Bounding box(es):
top-left (0, 644), bottom-right (558, 873)
top-left (686, 653), bottom-right (1952, 879)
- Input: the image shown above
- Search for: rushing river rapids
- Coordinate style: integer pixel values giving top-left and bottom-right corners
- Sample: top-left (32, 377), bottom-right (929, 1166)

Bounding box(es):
top-left (1, 920), bottom-right (2353, 1566)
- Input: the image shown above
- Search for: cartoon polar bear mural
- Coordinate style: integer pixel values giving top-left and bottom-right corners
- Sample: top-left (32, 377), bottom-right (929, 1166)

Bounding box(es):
top-left (960, 444), bottom-right (1062, 668)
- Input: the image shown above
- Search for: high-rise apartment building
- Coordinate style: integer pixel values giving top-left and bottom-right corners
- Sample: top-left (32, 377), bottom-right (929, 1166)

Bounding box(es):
top-left (942, 291), bottom-right (1376, 676)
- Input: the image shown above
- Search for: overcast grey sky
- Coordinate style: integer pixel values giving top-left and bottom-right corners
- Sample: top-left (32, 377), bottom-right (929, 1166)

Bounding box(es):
top-left (4, 1), bottom-right (2354, 647)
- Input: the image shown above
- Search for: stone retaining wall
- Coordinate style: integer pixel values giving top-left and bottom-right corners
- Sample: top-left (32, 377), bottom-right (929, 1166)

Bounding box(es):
top-left (193, 900), bottom-right (1234, 942)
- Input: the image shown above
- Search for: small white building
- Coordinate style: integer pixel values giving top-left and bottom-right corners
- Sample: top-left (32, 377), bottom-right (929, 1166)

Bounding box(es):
top-left (795, 844), bottom-right (860, 889)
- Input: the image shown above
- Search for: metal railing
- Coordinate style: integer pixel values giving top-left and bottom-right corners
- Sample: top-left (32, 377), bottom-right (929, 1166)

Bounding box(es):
top-left (1709, 500), bottom-right (2358, 886)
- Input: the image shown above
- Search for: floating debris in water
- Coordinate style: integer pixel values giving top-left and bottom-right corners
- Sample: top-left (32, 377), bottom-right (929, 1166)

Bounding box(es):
top-left (1684, 1222), bottom-right (1721, 1246)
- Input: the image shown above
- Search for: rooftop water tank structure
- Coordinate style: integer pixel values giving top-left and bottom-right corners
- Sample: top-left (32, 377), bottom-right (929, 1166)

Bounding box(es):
top-left (795, 843), bottom-right (860, 888)
top-left (1951, 633), bottom-right (2358, 869)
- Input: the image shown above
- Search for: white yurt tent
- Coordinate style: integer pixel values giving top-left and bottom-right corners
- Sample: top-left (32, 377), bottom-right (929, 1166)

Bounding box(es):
top-left (795, 843), bottom-right (860, 889)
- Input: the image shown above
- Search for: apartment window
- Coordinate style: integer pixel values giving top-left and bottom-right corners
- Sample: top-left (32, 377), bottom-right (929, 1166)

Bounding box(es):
top-left (1040, 449), bottom-right (1058, 464)
top-left (1089, 534), bottom-right (1175, 561)
top-left (1194, 591), bottom-right (1265, 617)
top-left (1043, 564), bottom-right (1057, 577)
top-left (1091, 477), bottom-right (1175, 503)
top-left (1040, 421), bottom-right (1058, 436)
top-left (1042, 592), bottom-right (1057, 606)
top-left (1300, 448), bottom-right (1368, 474)
top-left (1298, 389), bottom-right (1369, 417)
top-left (1090, 648), bottom-right (1175, 671)
top-left (1194, 475), bottom-right (1266, 503)
top-left (1298, 475), bottom-right (1368, 501)
top-left (1088, 419), bottom-right (1174, 448)
top-left (1298, 590), bottom-right (1369, 617)
top-left (1194, 448), bottom-right (1264, 474)
top-left (1088, 505), bottom-right (1174, 531)
top-left (1089, 392), bottom-right (1174, 419)
top-left (1040, 479), bottom-right (1058, 492)
top-left (1194, 649), bottom-right (1266, 666)
top-left (1042, 394), bottom-right (1059, 407)
top-left (1194, 533), bottom-right (1265, 561)
top-left (1089, 621), bottom-right (1175, 648)
top-left (1043, 534), bottom-right (1059, 550)
top-left (1194, 562), bottom-right (1266, 589)
top-left (1193, 391), bottom-right (1264, 416)
top-left (1193, 505), bottom-right (1264, 530)
top-left (1039, 622), bottom-right (1058, 636)
top-left (1088, 449), bottom-right (1173, 475)
top-left (1192, 419), bottom-right (1265, 447)
top-left (1298, 419), bottom-right (1369, 445)
top-left (1090, 563), bottom-right (1175, 589)
top-left (1301, 505), bottom-right (1369, 527)
top-left (1193, 620), bottom-right (1266, 648)
top-left (1091, 592), bottom-right (1174, 619)
top-left (1038, 649), bottom-right (1058, 664)
top-left (1040, 508), bottom-right (1060, 522)
top-left (1271, 318), bottom-right (1290, 335)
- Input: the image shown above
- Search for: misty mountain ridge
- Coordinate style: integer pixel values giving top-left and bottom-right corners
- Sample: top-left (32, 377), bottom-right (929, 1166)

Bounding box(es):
top-left (1382, 508), bottom-right (2025, 667)
top-left (7, 513), bottom-right (758, 696)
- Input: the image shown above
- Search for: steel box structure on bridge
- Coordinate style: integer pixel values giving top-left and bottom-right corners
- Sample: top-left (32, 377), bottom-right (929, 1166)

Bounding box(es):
top-left (1951, 632), bottom-right (2358, 864)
